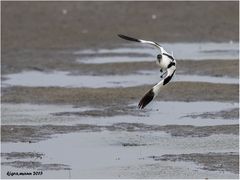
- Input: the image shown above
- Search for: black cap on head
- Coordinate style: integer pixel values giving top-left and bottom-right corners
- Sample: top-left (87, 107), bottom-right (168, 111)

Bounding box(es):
top-left (157, 54), bottom-right (162, 60)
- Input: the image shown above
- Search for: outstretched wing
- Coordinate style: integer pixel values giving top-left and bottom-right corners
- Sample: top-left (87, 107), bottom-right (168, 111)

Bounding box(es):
top-left (138, 65), bottom-right (176, 109)
top-left (163, 65), bottom-right (176, 85)
top-left (138, 88), bottom-right (156, 109)
top-left (118, 34), bottom-right (163, 54)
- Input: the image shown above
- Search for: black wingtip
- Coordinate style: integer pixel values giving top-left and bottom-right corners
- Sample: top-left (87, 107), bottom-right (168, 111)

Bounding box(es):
top-left (118, 34), bottom-right (141, 43)
top-left (138, 89), bottom-right (155, 109)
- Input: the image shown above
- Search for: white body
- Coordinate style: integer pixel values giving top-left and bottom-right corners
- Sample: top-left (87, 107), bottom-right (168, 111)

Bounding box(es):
top-left (156, 54), bottom-right (172, 70)
top-left (153, 65), bottom-right (176, 97)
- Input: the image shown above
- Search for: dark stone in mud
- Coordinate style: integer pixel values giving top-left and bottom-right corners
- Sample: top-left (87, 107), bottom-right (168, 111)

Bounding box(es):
top-left (182, 108), bottom-right (239, 120)
top-left (1, 152), bottom-right (44, 160)
top-left (149, 152), bottom-right (239, 174)
top-left (1, 123), bottom-right (238, 143)
top-left (2, 161), bottom-right (71, 171)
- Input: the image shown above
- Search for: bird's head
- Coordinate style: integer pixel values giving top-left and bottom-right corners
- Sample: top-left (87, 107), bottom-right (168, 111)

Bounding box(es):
top-left (157, 54), bottom-right (162, 62)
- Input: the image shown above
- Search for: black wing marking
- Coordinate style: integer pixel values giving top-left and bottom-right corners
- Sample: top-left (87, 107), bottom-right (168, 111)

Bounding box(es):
top-left (163, 53), bottom-right (174, 61)
top-left (167, 61), bottom-right (176, 68)
top-left (118, 34), bottom-right (141, 43)
top-left (118, 34), bottom-right (162, 50)
top-left (138, 89), bottom-right (155, 109)
top-left (163, 70), bottom-right (176, 85)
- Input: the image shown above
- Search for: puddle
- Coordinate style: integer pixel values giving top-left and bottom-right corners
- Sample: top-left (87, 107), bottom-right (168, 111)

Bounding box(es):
top-left (75, 42), bottom-right (239, 64)
top-left (2, 70), bottom-right (238, 88)
top-left (2, 101), bottom-right (238, 126)
top-left (1, 131), bottom-right (238, 178)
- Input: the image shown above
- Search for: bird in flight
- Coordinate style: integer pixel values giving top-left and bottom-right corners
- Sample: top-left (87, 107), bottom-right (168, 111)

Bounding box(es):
top-left (118, 34), bottom-right (176, 109)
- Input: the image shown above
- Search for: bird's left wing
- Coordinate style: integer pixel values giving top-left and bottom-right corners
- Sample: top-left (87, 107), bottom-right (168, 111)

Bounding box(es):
top-left (118, 34), bottom-right (163, 54)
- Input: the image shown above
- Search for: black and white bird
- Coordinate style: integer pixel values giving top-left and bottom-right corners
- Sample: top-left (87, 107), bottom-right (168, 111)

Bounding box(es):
top-left (118, 34), bottom-right (176, 109)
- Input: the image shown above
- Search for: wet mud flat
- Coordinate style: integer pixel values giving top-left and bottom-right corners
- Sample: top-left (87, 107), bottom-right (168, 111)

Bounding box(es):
top-left (1, 152), bottom-right (70, 171)
top-left (183, 108), bottom-right (239, 120)
top-left (2, 1), bottom-right (239, 178)
top-left (1, 123), bottom-right (239, 143)
top-left (1, 127), bottom-right (239, 179)
top-left (2, 2), bottom-right (238, 51)
top-left (2, 82), bottom-right (238, 106)
top-left (2, 48), bottom-right (239, 77)
top-left (150, 152), bottom-right (239, 174)
top-left (1, 99), bottom-right (239, 178)
top-left (2, 161), bottom-right (71, 171)
top-left (1, 69), bottom-right (239, 178)
top-left (2, 94), bottom-right (239, 178)
top-left (1, 152), bottom-right (44, 160)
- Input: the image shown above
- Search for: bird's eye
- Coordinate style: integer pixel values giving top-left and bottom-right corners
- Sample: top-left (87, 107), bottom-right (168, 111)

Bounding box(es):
top-left (157, 54), bottom-right (162, 60)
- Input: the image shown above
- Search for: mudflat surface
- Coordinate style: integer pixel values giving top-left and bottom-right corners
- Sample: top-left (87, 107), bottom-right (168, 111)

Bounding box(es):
top-left (1, 1), bottom-right (239, 179)
top-left (1, 48), bottom-right (239, 76)
top-left (2, 1), bottom-right (239, 51)
top-left (2, 82), bottom-right (238, 106)
top-left (150, 152), bottom-right (239, 174)
top-left (2, 124), bottom-right (238, 143)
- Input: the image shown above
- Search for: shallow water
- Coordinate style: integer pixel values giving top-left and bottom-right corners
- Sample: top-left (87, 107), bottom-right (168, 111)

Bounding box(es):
top-left (75, 42), bottom-right (239, 64)
top-left (1, 131), bottom-right (238, 178)
top-left (2, 101), bottom-right (238, 126)
top-left (2, 70), bottom-right (238, 88)
top-left (82, 101), bottom-right (238, 127)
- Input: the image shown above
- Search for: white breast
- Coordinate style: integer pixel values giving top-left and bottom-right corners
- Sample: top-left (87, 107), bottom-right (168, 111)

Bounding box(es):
top-left (156, 55), bottom-right (172, 70)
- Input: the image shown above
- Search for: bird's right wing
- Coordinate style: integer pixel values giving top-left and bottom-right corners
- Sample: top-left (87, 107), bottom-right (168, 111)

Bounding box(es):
top-left (118, 34), bottom-right (163, 54)
top-left (163, 65), bottom-right (176, 85)
top-left (138, 87), bottom-right (156, 109)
